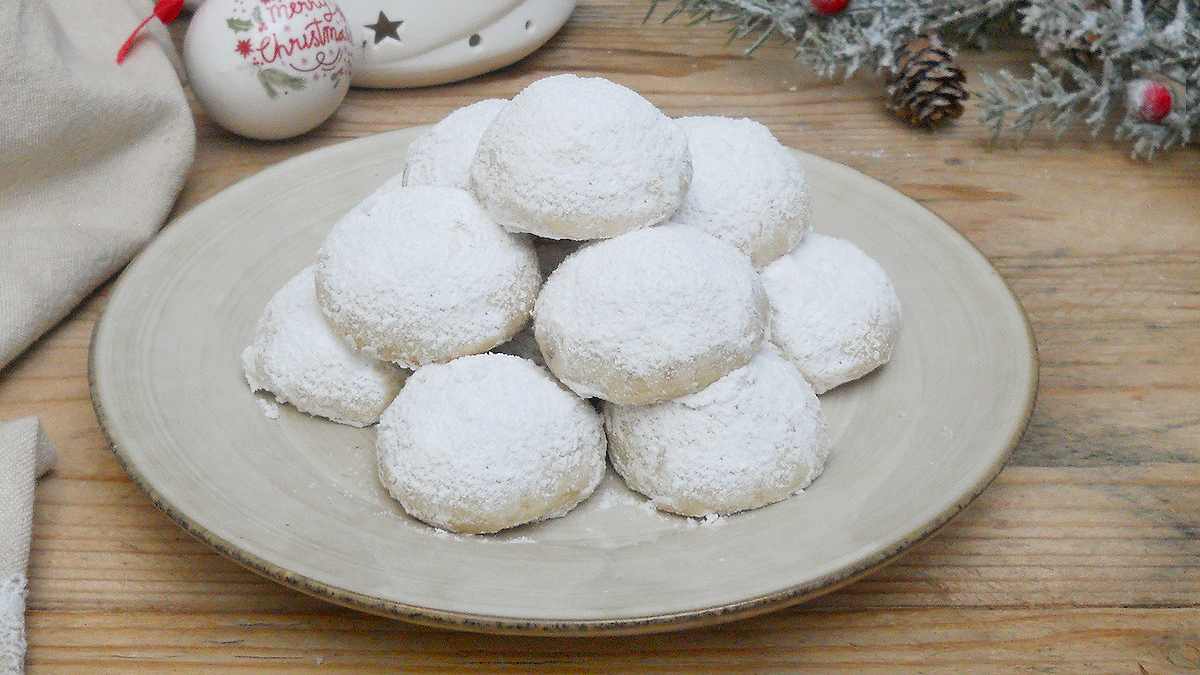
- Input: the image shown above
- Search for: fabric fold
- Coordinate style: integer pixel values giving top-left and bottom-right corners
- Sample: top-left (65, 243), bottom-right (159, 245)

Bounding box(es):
top-left (0, 0), bottom-right (194, 371)
top-left (0, 418), bottom-right (56, 674)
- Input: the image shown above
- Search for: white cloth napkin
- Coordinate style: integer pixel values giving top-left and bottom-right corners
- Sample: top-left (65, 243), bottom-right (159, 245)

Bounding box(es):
top-left (0, 419), bottom-right (56, 674)
top-left (0, 0), bottom-right (194, 370)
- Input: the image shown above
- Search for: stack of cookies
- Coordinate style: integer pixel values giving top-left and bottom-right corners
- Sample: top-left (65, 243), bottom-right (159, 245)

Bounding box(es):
top-left (241, 74), bottom-right (901, 534)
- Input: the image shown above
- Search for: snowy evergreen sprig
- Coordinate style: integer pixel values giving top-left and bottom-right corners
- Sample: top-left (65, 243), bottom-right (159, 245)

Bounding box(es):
top-left (981, 0), bottom-right (1198, 158)
top-left (646, 0), bottom-right (1017, 77)
top-left (649, 0), bottom-right (1199, 157)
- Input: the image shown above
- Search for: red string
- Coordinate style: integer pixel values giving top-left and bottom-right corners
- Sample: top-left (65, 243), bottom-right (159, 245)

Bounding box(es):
top-left (116, 0), bottom-right (185, 65)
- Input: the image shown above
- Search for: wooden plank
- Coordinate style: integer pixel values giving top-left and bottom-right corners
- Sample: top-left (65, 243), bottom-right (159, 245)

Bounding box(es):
top-left (26, 607), bottom-right (1200, 672)
top-left (14, 465), bottom-right (1200, 613)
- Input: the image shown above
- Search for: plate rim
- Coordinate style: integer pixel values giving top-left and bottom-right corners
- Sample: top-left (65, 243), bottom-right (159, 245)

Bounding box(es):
top-left (89, 129), bottom-right (1039, 636)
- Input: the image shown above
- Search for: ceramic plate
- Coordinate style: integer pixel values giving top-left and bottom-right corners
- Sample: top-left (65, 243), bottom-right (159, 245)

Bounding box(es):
top-left (90, 127), bottom-right (1037, 636)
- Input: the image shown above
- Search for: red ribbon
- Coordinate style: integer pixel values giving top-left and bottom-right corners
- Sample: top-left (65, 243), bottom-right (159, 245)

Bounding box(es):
top-left (116, 0), bottom-right (185, 64)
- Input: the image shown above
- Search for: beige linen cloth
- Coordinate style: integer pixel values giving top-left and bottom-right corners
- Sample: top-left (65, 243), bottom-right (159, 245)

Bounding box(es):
top-left (1, 1), bottom-right (194, 671)
top-left (0, 420), bottom-right (56, 673)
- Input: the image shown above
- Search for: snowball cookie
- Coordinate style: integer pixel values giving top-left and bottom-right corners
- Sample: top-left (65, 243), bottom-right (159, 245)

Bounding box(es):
top-left (404, 98), bottom-right (508, 190)
top-left (605, 346), bottom-right (830, 517)
top-left (760, 233), bottom-right (902, 394)
top-left (241, 267), bottom-right (407, 427)
top-left (316, 185), bottom-right (541, 368)
top-left (668, 116), bottom-right (812, 268)
top-left (376, 354), bottom-right (607, 534)
top-left (535, 225), bottom-right (769, 405)
top-left (470, 74), bottom-right (692, 240)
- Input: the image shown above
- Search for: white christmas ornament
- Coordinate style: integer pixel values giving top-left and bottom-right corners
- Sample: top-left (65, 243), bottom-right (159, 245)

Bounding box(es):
top-left (342, 0), bottom-right (575, 88)
top-left (184, 0), bottom-right (352, 140)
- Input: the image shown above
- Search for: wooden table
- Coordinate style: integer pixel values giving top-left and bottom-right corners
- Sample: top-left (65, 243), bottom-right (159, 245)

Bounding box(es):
top-left (3, 2), bottom-right (1198, 671)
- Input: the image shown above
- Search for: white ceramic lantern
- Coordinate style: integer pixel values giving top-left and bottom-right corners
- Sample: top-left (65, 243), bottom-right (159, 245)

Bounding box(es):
top-left (341, 0), bottom-right (575, 88)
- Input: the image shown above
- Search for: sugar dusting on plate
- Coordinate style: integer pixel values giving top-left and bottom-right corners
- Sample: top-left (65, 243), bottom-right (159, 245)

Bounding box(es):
top-left (256, 396), bottom-right (280, 420)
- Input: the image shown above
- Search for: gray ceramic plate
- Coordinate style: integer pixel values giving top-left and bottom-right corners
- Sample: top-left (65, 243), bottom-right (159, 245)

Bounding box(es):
top-left (90, 127), bottom-right (1037, 636)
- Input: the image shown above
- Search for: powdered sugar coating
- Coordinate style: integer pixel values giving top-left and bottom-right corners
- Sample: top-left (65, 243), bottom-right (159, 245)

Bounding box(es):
top-left (535, 225), bottom-right (769, 405)
top-left (492, 239), bottom-right (588, 365)
top-left (494, 236), bottom-right (585, 368)
top-left (470, 74), bottom-right (692, 240)
top-left (760, 233), bottom-right (902, 393)
top-left (668, 116), bottom-right (812, 268)
top-left (404, 99), bottom-right (508, 189)
top-left (376, 354), bottom-right (607, 534)
top-left (241, 267), bottom-right (407, 427)
top-left (605, 346), bottom-right (830, 517)
top-left (316, 185), bottom-right (541, 368)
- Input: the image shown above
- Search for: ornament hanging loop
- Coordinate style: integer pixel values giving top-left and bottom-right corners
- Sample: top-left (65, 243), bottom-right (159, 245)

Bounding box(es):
top-left (116, 0), bottom-right (185, 64)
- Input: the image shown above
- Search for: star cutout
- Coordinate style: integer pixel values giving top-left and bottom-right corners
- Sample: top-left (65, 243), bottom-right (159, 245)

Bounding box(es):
top-left (364, 11), bottom-right (402, 45)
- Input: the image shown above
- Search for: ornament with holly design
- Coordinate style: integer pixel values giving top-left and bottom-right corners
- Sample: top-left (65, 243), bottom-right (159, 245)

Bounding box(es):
top-left (183, 0), bottom-right (353, 140)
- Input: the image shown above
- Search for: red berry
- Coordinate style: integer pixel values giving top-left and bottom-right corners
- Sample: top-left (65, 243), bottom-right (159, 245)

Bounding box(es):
top-left (152, 0), bottom-right (184, 24)
top-left (1138, 81), bottom-right (1172, 123)
top-left (811, 0), bottom-right (849, 16)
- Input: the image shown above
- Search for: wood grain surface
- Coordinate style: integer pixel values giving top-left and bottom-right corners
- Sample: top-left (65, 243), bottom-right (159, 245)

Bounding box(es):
top-left (1, 1), bottom-right (1197, 671)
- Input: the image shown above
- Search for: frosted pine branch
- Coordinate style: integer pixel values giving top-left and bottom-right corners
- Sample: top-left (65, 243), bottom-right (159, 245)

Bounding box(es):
top-left (978, 61), bottom-right (1115, 140)
top-left (982, 0), bottom-right (1198, 158)
top-left (649, 0), bottom-right (1200, 157)
top-left (647, 0), bottom-right (1017, 77)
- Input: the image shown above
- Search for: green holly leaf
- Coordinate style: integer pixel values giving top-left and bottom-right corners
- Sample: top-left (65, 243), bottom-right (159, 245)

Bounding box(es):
top-left (257, 68), bottom-right (308, 99)
top-left (252, 6), bottom-right (263, 24)
top-left (226, 17), bottom-right (253, 32)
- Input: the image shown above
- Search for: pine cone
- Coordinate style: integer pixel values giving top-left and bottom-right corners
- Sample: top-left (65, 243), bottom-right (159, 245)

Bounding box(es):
top-left (886, 34), bottom-right (968, 128)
